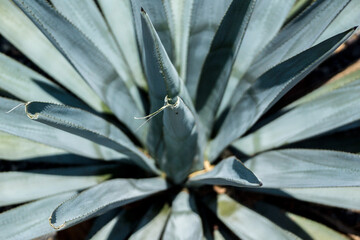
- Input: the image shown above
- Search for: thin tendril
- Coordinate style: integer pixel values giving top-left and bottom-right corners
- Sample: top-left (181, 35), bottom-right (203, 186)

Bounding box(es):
top-left (6, 103), bottom-right (25, 113)
top-left (134, 95), bottom-right (180, 131)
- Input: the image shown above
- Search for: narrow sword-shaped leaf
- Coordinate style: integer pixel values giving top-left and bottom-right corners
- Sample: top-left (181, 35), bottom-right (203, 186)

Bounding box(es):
top-left (218, 0), bottom-right (295, 116)
top-left (0, 97), bottom-right (124, 160)
top-left (0, 0), bottom-right (106, 112)
top-left (129, 204), bottom-right (170, 240)
top-left (162, 97), bottom-right (201, 184)
top-left (13, 0), bottom-right (146, 140)
top-left (139, 10), bottom-right (198, 161)
top-left (249, 0), bottom-right (350, 81)
top-left (0, 53), bottom-right (87, 109)
top-left (0, 131), bottom-right (64, 160)
top-left (0, 192), bottom-right (76, 240)
top-left (89, 208), bottom-right (145, 240)
top-left (188, 156), bottom-right (262, 188)
top-left (130, 0), bottom-right (173, 60)
top-left (244, 149), bottom-right (360, 188)
top-left (0, 165), bottom-right (112, 206)
top-left (286, 60), bottom-right (360, 109)
top-left (163, 192), bottom-right (203, 240)
top-left (98, 0), bottom-right (146, 89)
top-left (168, 0), bottom-right (194, 79)
top-left (25, 102), bottom-right (159, 174)
top-left (210, 29), bottom-right (355, 161)
top-left (185, 0), bottom-right (232, 99)
top-left (49, 177), bottom-right (168, 229)
top-left (52, 0), bottom-right (144, 99)
top-left (252, 187), bottom-right (360, 211)
top-left (204, 194), bottom-right (297, 240)
top-left (254, 202), bottom-right (348, 240)
top-left (195, 0), bottom-right (255, 131)
top-left (235, 78), bottom-right (360, 155)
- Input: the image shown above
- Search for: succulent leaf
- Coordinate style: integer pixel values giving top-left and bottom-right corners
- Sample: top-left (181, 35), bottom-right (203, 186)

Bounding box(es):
top-left (0, 165), bottom-right (112, 206)
top-left (24, 101), bottom-right (159, 174)
top-left (188, 156), bottom-right (262, 188)
top-left (129, 203), bottom-right (170, 240)
top-left (210, 28), bottom-right (355, 161)
top-left (13, 0), bottom-right (147, 140)
top-left (163, 191), bottom-right (203, 240)
top-left (88, 208), bottom-right (145, 240)
top-left (0, 97), bottom-right (124, 160)
top-left (0, 0), bottom-right (106, 112)
top-left (195, 0), bottom-right (255, 132)
top-left (245, 149), bottom-right (360, 188)
top-left (185, 0), bottom-right (232, 100)
top-left (0, 192), bottom-right (77, 240)
top-left (49, 178), bottom-right (168, 230)
top-left (204, 194), bottom-right (297, 240)
top-left (235, 77), bottom-right (360, 155)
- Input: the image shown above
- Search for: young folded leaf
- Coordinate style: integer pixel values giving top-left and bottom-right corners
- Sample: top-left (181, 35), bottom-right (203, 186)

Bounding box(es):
top-left (162, 97), bottom-right (201, 184)
top-left (188, 156), bottom-right (262, 188)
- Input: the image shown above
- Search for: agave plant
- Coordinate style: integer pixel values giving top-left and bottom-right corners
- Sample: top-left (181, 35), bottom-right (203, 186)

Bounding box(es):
top-left (1, 0), bottom-right (360, 239)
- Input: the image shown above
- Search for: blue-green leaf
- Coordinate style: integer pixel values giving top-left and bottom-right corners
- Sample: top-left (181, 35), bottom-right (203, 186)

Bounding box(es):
top-left (129, 204), bottom-right (170, 240)
top-left (130, 0), bottom-right (173, 60)
top-left (195, 0), bottom-right (255, 131)
top-left (98, 0), bottom-right (146, 89)
top-left (250, 0), bottom-right (350, 81)
top-left (0, 192), bottom-right (76, 240)
top-left (0, 131), bottom-right (65, 161)
top-left (13, 0), bottom-right (146, 139)
top-left (245, 149), bottom-right (360, 188)
top-left (0, 165), bottom-right (111, 206)
top-left (49, 177), bottom-right (168, 230)
top-left (188, 156), bottom-right (262, 188)
top-left (219, 0), bottom-right (295, 116)
top-left (204, 194), bottom-right (296, 240)
top-left (210, 28), bottom-right (355, 161)
top-left (24, 102), bottom-right (159, 174)
top-left (162, 97), bottom-right (201, 183)
top-left (0, 0), bottom-right (106, 112)
top-left (89, 208), bottom-right (145, 240)
top-left (168, 0), bottom-right (194, 80)
top-left (185, 0), bottom-right (232, 100)
top-left (0, 53), bottom-right (85, 109)
top-left (254, 202), bottom-right (348, 240)
top-left (0, 97), bottom-right (123, 160)
top-left (163, 191), bottom-right (203, 240)
top-left (235, 78), bottom-right (360, 155)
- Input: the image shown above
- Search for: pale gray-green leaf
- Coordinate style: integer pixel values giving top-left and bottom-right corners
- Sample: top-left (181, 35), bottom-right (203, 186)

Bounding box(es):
top-left (188, 156), bottom-right (262, 188)
top-left (49, 177), bottom-right (168, 229)
top-left (25, 102), bottom-right (159, 174)
top-left (0, 165), bottom-right (111, 206)
top-left (204, 194), bottom-right (296, 240)
top-left (14, 0), bottom-right (146, 140)
top-left (219, 0), bottom-right (295, 116)
top-left (210, 29), bottom-right (354, 161)
top-left (98, 0), bottom-right (146, 89)
top-left (163, 192), bottom-right (203, 240)
top-left (129, 204), bottom-right (170, 240)
top-left (0, 192), bottom-right (76, 240)
top-left (0, 0), bottom-right (106, 112)
top-left (0, 97), bottom-right (123, 160)
top-left (245, 149), bottom-right (360, 188)
top-left (162, 97), bottom-right (201, 183)
top-left (185, 0), bottom-right (232, 99)
top-left (195, 0), bottom-right (255, 131)
top-left (235, 78), bottom-right (360, 155)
